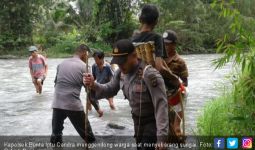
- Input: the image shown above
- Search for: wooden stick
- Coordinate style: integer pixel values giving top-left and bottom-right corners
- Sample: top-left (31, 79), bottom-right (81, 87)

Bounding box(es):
top-left (85, 52), bottom-right (89, 150)
top-left (179, 91), bottom-right (185, 137)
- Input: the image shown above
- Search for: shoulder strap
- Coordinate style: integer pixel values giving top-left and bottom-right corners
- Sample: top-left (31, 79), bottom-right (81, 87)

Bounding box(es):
top-left (142, 65), bottom-right (152, 79)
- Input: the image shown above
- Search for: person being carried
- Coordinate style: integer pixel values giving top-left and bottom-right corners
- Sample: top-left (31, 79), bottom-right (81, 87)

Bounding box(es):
top-left (84, 39), bottom-right (169, 150)
top-left (50, 44), bottom-right (103, 145)
top-left (131, 4), bottom-right (180, 91)
top-left (28, 46), bottom-right (48, 94)
top-left (163, 30), bottom-right (189, 138)
top-left (91, 51), bottom-right (115, 110)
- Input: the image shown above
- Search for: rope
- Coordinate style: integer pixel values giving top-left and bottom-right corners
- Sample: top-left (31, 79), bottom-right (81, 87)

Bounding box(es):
top-left (137, 65), bottom-right (151, 140)
top-left (179, 91), bottom-right (185, 136)
top-left (137, 80), bottom-right (142, 140)
top-left (169, 89), bottom-right (186, 137)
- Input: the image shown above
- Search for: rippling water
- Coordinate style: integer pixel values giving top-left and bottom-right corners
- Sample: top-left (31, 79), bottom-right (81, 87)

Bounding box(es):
top-left (0, 54), bottom-right (231, 136)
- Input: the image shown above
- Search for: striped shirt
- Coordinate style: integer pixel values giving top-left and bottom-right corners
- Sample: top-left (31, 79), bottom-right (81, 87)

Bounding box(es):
top-left (28, 54), bottom-right (47, 78)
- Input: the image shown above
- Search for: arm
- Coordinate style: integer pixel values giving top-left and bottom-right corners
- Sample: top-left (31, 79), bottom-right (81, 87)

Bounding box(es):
top-left (29, 60), bottom-right (34, 81)
top-left (143, 67), bottom-right (169, 144)
top-left (180, 62), bottom-right (189, 87)
top-left (181, 77), bottom-right (188, 87)
top-left (157, 58), bottom-right (180, 88)
top-left (84, 69), bottom-right (121, 101)
top-left (44, 64), bottom-right (48, 77)
top-left (30, 69), bottom-right (34, 82)
top-left (42, 56), bottom-right (48, 77)
top-left (107, 65), bottom-right (114, 81)
top-left (154, 34), bottom-right (180, 88)
top-left (92, 64), bottom-right (96, 80)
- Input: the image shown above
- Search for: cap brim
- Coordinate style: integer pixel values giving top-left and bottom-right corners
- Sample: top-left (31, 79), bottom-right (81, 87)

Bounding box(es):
top-left (110, 56), bottom-right (127, 65)
top-left (29, 50), bottom-right (37, 52)
top-left (164, 39), bottom-right (173, 43)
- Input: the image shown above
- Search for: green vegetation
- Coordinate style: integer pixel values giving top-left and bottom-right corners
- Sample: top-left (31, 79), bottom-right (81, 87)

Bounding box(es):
top-left (197, 0), bottom-right (255, 136)
top-left (1, 0), bottom-right (255, 57)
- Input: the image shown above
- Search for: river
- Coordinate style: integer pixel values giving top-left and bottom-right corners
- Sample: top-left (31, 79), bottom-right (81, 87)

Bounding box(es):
top-left (0, 54), bottom-right (231, 137)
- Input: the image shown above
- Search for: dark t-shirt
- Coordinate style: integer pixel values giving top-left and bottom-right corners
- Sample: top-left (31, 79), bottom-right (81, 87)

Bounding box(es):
top-left (131, 31), bottom-right (168, 58)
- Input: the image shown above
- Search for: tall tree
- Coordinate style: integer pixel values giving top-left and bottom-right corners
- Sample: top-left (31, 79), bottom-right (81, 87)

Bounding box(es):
top-left (92, 0), bottom-right (135, 44)
top-left (0, 0), bottom-right (33, 51)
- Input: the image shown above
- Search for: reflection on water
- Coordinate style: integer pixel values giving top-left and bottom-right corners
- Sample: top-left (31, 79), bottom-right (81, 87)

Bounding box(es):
top-left (0, 54), bottom-right (231, 136)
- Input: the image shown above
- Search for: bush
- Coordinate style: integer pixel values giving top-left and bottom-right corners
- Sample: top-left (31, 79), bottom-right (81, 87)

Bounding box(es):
top-left (197, 78), bottom-right (255, 136)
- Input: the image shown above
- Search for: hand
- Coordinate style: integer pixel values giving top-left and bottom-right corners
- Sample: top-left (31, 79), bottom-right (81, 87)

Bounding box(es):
top-left (83, 73), bottom-right (95, 88)
top-left (87, 101), bottom-right (92, 111)
top-left (97, 109), bottom-right (103, 117)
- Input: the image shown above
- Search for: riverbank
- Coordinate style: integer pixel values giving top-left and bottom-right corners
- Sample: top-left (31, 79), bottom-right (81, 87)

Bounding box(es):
top-left (0, 48), bottom-right (216, 59)
top-left (197, 81), bottom-right (255, 136)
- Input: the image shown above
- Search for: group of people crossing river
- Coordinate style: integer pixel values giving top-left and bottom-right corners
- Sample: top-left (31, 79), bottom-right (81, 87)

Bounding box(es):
top-left (28, 4), bottom-right (189, 150)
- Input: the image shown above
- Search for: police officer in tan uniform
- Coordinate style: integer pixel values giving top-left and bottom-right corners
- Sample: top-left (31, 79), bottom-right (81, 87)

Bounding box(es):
top-left (84, 39), bottom-right (169, 150)
top-left (163, 30), bottom-right (189, 139)
top-left (163, 30), bottom-right (188, 87)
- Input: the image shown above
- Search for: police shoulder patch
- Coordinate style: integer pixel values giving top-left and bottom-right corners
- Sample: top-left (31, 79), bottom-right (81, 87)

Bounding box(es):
top-left (147, 73), bottom-right (158, 87)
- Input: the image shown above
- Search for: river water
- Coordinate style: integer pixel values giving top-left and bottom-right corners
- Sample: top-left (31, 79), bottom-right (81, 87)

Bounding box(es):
top-left (0, 54), bottom-right (231, 136)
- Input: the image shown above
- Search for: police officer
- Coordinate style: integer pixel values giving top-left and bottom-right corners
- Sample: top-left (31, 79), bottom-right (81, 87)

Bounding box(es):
top-left (84, 39), bottom-right (169, 150)
top-left (51, 44), bottom-right (103, 145)
top-left (163, 30), bottom-right (188, 87)
top-left (163, 30), bottom-right (189, 138)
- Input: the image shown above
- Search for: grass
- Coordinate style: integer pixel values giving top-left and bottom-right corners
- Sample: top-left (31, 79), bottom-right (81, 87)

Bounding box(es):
top-left (197, 90), bottom-right (255, 136)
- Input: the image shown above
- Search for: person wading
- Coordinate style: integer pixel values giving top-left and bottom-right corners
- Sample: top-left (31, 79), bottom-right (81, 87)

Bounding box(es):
top-left (163, 30), bottom-right (189, 142)
top-left (50, 44), bottom-right (103, 145)
top-left (91, 51), bottom-right (116, 110)
top-left (28, 46), bottom-right (48, 94)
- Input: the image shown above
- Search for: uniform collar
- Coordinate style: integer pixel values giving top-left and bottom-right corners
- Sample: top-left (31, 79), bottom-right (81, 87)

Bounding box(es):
top-left (128, 59), bottom-right (146, 76)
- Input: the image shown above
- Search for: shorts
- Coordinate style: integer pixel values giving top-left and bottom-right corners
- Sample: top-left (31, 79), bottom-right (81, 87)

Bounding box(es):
top-left (33, 75), bottom-right (46, 85)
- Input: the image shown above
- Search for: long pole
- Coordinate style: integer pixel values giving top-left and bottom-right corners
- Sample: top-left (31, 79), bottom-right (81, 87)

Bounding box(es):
top-left (85, 51), bottom-right (89, 150)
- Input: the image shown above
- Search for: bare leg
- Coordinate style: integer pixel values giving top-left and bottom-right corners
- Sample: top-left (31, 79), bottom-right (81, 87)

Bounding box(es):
top-left (174, 111), bottom-right (183, 136)
top-left (108, 97), bottom-right (115, 110)
top-left (37, 79), bottom-right (42, 94)
top-left (33, 80), bottom-right (39, 93)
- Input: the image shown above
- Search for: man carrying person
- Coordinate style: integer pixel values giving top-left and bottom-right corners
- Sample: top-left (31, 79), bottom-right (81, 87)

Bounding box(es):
top-left (28, 46), bottom-right (48, 94)
top-left (50, 44), bottom-right (103, 145)
top-left (163, 30), bottom-right (189, 138)
top-left (84, 39), bottom-right (169, 150)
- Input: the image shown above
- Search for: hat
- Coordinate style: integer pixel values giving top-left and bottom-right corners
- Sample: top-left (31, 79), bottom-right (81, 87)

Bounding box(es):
top-left (28, 46), bottom-right (38, 52)
top-left (163, 30), bottom-right (177, 43)
top-left (111, 39), bottom-right (135, 65)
